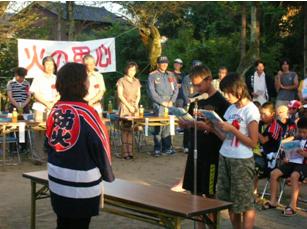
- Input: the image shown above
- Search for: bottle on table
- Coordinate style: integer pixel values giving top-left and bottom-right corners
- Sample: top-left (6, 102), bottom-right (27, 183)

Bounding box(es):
top-left (17, 102), bottom-right (23, 120)
top-left (164, 107), bottom-right (169, 118)
top-left (107, 100), bottom-right (113, 113)
top-left (12, 108), bottom-right (18, 123)
top-left (139, 105), bottom-right (144, 117)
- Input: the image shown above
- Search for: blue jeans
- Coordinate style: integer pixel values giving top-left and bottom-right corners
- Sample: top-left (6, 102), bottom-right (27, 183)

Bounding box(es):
top-left (153, 125), bottom-right (172, 152)
top-left (152, 103), bottom-right (173, 152)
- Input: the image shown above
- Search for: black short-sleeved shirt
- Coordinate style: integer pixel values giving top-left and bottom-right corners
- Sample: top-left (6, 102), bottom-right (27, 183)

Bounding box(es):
top-left (277, 118), bottom-right (297, 139)
top-left (183, 91), bottom-right (229, 196)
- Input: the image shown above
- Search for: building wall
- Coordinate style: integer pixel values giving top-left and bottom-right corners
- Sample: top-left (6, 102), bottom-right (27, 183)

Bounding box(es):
top-left (29, 5), bottom-right (112, 41)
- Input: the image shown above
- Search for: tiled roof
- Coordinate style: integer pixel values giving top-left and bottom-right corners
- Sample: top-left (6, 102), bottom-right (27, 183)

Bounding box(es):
top-left (37, 2), bottom-right (123, 23)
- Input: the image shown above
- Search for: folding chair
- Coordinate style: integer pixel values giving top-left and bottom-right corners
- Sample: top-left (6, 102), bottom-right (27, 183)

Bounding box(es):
top-left (0, 131), bottom-right (21, 164)
top-left (260, 143), bottom-right (286, 204)
top-left (279, 177), bottom-right (307, 212)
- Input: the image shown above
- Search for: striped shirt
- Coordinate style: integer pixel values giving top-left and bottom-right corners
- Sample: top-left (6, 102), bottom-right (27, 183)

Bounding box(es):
top-left (7, 79), bottom-right (30, 103)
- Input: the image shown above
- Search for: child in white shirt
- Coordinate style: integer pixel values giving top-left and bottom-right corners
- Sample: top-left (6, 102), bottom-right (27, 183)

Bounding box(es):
top-left (213, 72), bottom-right (260, 229)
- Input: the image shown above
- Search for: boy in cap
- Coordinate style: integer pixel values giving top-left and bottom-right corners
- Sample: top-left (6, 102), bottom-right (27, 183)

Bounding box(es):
top-left (147, 56), bottom-right (178, 156)
top-left (288, 100), bottom-right (301, 123)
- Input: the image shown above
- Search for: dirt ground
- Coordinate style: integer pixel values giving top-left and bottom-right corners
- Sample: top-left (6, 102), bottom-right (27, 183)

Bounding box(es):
top-left (0, 135), bottom-right (306, 229)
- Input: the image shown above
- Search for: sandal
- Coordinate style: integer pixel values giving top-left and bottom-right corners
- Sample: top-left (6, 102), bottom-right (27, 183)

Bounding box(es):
top-left (262, 201), bottom-right (277, 210)
top-left (283, 206), bottom-right (297, 217)
top-left (123, 153), bottom-right (130, 160)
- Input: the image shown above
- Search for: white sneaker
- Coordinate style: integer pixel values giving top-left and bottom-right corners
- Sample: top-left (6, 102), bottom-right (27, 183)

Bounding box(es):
top-left (152, 150), bottom-right (161, 157)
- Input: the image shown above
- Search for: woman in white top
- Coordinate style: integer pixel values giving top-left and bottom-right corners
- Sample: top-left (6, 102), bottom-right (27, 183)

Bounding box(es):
top-left (83, 55), bottom-right (106, 117)
top-left (30, 56), bottom-right (58, 163)
top-left (30, 56), bottom-right (58, 121)
top-left (209, 72), bottom-right (260, 229)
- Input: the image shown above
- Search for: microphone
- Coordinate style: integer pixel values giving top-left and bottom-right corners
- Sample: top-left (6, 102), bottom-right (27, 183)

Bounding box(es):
top-left (189, 93), bottom-right (209, 103)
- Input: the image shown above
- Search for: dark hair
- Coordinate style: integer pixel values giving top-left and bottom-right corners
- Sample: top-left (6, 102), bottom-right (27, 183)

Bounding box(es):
top-left (255, 60), bottom-right (265, 68)
top-left (56, 63), bottom-right (88, 101)
top-left (124, 61), bottom-right (139, 75)
top-left (220, 72), bottom-right (251, 100)
top-left (190, 65), bottom-right (212, 80)
top-left (280, 58), bottom-right (291, 70)
top-left (218, 66), bottom-right (228, 71)
top-left (15, 67), bottom-right (27, 77)
top-left (261, 102), bottom-right (275, 113)
top-left (42, 56), bottom-right (57, 74)
top-left (253, 101), bottom-right (261, 109)
top-left (297, 117), bottom-right (307, 129)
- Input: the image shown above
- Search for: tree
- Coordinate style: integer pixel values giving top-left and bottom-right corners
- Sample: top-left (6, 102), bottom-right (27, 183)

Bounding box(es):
top-left (304, 1), bottom-right (307, 76)
top-left (237, 2), bottom-right (261, 76)
top-left (0, 2), bottom-right (39, 41)
top-left (0, 2), bottom-right (42, 84)
top-left (239, 2), bottom-right (247, 64)
top-left (119, 2), bottom-right (186, 70)
top-left (66, 1), bottom-right (75, 41)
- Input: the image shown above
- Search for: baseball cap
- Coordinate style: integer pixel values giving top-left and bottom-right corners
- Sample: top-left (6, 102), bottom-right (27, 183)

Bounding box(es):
top-left (288, 100), bottom-right (301, 109)
top-left (192, 60), bottom-right (202, 67)
top-left (174, 58), bottom-right (183, 64)
top-left (157, 56), bottom-right (169, 64)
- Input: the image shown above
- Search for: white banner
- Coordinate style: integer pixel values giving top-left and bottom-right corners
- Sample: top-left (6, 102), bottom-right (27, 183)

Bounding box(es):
top-left (18, 38), bottom-right (116, 78)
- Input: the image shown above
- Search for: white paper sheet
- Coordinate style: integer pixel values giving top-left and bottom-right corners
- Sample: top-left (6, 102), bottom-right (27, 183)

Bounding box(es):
top-left (169, 115), bottom-right (175, 136)
top-left (19, 122), bottom-right (26, 143)
top-left (144, 118), bottom-right (149, 136)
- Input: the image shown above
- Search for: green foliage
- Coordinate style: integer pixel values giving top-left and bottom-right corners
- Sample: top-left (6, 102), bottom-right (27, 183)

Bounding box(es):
top-left (163, 27), bottom-right (201, 72)
top-left (0, 40), bottom-right (17, 89)
top-left (163, 26), bottom-right (240, 78)
top-left (76, 23), bottom-right (151, 109)
top-left (0, 1), bottom-right (305, 110)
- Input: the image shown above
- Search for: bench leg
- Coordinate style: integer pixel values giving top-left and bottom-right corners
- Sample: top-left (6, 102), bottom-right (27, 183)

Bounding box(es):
top-left (30, 181), bottom-right (36, 229)
top-left (174, 217), bottom-right (182, 229)
top-left (202, 212), bottom-right (220, 229)
top-left (216, 211), bottom-right (221, 229)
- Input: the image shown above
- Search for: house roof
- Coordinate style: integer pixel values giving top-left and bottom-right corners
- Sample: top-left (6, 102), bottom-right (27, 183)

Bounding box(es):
top-left (36, 2), bottom-right (124, 24)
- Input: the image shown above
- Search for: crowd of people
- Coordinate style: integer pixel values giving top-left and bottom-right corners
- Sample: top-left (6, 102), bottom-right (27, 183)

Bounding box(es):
top-left (4, 54), bottom-right (307, 229)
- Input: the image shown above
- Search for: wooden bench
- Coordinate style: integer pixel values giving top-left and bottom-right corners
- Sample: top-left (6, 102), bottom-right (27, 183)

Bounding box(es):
top-left (23, 170), bottom-right (232, 229)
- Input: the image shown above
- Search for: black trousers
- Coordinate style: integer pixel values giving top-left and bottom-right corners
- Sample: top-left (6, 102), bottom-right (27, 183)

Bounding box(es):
top-left (57, 216), bottom-right (91, 229)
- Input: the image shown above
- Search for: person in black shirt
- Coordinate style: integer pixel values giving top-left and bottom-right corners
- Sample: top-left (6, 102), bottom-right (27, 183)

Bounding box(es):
top-left (255, 102), bottom-right (283, 196)
top-left (179, 66), bottom-right (229, 196)
top-left (173, 58), bottom-right (185, 108)
top-left (178, 65), bottom-right (229, 227)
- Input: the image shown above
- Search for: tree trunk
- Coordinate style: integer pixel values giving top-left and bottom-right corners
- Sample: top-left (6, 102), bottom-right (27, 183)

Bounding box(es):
top-left (237, 2), bottom-right (260, 77)
top-left (304, 1), bottom-right (307, 77)
top-left (240, 2), bottom-right (247, 63)
top-left (56, 2), bottom-right (63, 41)
top-left (250, 1), bottom-right (260, 60)
top-left (66, 1), bottom-right (74, 41)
